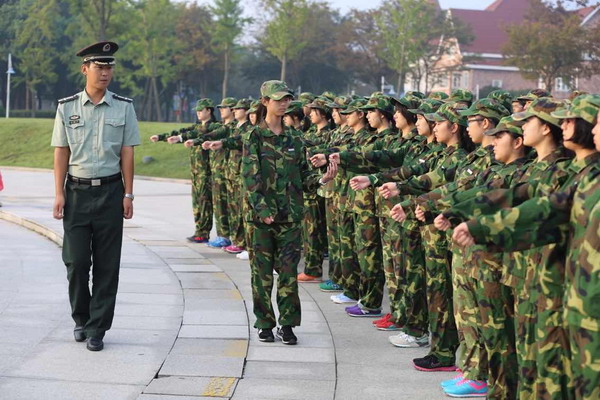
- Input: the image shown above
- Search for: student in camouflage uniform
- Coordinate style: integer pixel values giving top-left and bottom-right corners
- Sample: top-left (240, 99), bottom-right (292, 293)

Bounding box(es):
top-left (150, 98), bottom-right (216, 243)
top-left (242, 80), bottom-right (334, 345)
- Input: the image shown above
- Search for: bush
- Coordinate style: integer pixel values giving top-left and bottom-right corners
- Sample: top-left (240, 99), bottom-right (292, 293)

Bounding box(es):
top-left (6, 109), bottom-right (55, 119)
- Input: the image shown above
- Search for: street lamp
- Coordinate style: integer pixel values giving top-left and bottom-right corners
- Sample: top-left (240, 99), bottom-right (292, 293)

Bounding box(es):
top-left (6, 53), bottom-right (15, 119)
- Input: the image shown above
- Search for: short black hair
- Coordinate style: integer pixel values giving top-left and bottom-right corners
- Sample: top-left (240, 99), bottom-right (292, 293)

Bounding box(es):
top-left (570, 119), bottom-right (595, 149)
top-left (394, 104), bottom-right (417, 125)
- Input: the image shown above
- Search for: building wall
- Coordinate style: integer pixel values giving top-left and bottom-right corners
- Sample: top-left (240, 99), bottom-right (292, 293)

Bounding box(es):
top-left (470, 69), bottom-right (536, 94)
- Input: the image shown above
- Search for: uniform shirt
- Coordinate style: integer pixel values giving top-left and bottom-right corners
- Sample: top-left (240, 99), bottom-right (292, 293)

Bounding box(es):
top-left (51, 89), bottom-right (140, 178)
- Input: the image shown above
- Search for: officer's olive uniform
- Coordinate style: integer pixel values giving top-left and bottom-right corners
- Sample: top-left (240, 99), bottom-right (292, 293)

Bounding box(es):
top-left (51, 89), bottom-right (140, 339)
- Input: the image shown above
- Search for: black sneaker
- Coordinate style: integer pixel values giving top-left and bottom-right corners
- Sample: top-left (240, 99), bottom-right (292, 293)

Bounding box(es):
top-left (276, 326), bottom-right (297, 345)
top-left (257, 328), bottom-right (274, 342)
top-left (412, 354), bottom-right (457, 372)
top-left (86, 337), bottom-right (104, 352)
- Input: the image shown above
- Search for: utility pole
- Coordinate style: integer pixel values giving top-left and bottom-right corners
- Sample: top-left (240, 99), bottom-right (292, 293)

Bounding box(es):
top-left (6, 53), bottom-right (15, 118)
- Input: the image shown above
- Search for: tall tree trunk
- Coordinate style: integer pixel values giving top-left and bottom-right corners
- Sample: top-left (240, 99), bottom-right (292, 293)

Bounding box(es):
top-left (31, 89), bottom-right (36, 118)
top-left (280, 54), bottom-right (287, 81)
top-left (222, 48), bottom-right (229, 99)
top-left (397, 71), bottom-right (406, 96)
top-left (142, 78), bottom-right (151, 121)
top-left (544, 75), bottom-right (554, 92)
top-left (152, 76), bottom-right (162, 122)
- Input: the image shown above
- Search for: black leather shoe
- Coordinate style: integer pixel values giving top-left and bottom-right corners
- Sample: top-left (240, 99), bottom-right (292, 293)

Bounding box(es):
top-left (73, 327), bottom-right (86, 342)
top-left (86, 337), bottom-right (104, 351)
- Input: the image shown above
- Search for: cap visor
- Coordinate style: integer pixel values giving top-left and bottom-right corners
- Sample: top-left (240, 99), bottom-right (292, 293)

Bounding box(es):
top-left (550, 110), bottom-right (575, 120)
top-left (424, 112), bottom-right (444, 122)
top-left (269, 92), bottom-right (293, 101)
top-left (512, 111), bottom-right (534, 121)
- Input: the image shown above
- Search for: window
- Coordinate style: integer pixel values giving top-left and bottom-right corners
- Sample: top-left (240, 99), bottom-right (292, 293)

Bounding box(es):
top-left (491, 79), bottom-right (503, 88)
top-left (453, 73), bottom-right (463, 88)
top-left (555, 77), bottom-right (570, 92)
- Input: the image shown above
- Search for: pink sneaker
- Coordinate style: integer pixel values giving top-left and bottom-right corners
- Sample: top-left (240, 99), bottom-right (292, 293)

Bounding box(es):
top-left (224, 245), bottom-right (244, 254)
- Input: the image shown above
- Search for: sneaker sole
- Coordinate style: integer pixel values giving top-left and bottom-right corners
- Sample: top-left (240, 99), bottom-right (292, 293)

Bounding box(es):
top-left (224, 250), bottom-right (243, 254)
top-left (444, 392), bottom-right (487, 398)
top-left (390, 342), bottom-right (430, 348)
top-left (376, 325), bottom-right (402, 331)
top-left (275, 333), bottom-right (297, 345)
top-left (298, 279), bottom-right (322, 283)
top-left (412, 362), bottom-right (458, 372)
top-left (347, 313), bottom-right (383, 318)
top-left (258, 336), bottom-right (274, 343)
top-left (332, 300), bottom-right (357, 304)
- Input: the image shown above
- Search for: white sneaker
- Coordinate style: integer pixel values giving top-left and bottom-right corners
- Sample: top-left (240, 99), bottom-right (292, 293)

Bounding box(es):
top-left (236, 251), bottom-right (249, 260)
top-left (331, 293), bottom-right (357, 304)
top-left (388, 332), bottom-right (430, 348)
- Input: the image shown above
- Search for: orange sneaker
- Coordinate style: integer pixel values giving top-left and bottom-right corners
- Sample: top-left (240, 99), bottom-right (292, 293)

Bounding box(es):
top-left (297, 273), bottom-right (322, 282)
top-left (372, 313), bottom-right (392, 325)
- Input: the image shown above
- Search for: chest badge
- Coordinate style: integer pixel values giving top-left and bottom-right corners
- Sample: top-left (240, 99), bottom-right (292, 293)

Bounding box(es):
top-left (69, 115), bottom-right (80, 125)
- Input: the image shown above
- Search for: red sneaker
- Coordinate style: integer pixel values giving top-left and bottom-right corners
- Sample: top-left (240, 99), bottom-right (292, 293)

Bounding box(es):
top-left (224, 245), bottom-right (244, 254)
top-left (372, 313), bottom-right (392, 325)
top-left (297, 273), bottom-right (321, 282)
top-left (376, 320), bottom-right (402, 331)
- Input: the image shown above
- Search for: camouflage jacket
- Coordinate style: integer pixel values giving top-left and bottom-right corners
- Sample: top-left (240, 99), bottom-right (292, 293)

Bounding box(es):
top-left (241, 122), bottom-right (320, 224)
top-left (217, 121), bottom-right (252, 180)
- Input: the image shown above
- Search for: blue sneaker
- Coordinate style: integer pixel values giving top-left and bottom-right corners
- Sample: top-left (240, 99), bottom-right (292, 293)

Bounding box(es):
top-left (441, 373), bottom-right (464, 388)
top-left (319, 280), bottom-right (343, 292)
top-left (207, 237), bottom-right (231, 248)
top-left (444, 379), bottom-right (487, 398)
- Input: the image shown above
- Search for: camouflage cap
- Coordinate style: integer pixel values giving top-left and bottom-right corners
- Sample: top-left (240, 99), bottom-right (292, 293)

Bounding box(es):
top-left (247, 100), bottom-right (261, 114)
top-left (361, 95), bottom-right (394, 115)
top-left (307, 97), bottom-right (331, 113)
top-left (517, 88), bottom-right (551, 102)
top-left (232, 98), bottom-right (252, 109)
top-left (484, 116), bottom-right (524, 137)
top-left (404, 91), bottom-right (426, 99)
top-left (370, 91), bottom-right (384, 97)
top-left (340, 98), bottom-right (369, 115)
top-left (460, 98), bottom-right (510, 120)
top-left (217, 97), bottom-right (238, 108)
top-left (327, 96), bottom-right (352, 110)
top-left (321, 91), bottom-right (337, 102)
top-left (551, 94), bottom-right (600, 125)
top-left (407, 98), bottom-right (444, 115)
top-left (487, 89), bottom-right (513, 111)
top-left (512, 97), bottom-right (565, 128)
top-left (285, 100), bottom-right (304, 115)
top-left (428, 91), bottom-right (449, 101)
top-left (195, 98), bottom-right (215, 111)
top-left (424, 101), bottom-right (469, 127)
top-left (449, 89), bottom-right (474, 104)
top-left (298, 92), bottom-right (315, 105)
top-left (260, 80), bottom-right (294, 101)
top-left (392, 95), bottom-right (422, 111)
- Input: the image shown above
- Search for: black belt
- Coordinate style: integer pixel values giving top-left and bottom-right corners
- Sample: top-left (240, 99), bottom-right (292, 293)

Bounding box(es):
top-left (67, 173), bottom-right (122, 186)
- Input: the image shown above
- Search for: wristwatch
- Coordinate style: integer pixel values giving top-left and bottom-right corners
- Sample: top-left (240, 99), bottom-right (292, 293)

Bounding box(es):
top-left (124, 193), bottom-right (135, 200)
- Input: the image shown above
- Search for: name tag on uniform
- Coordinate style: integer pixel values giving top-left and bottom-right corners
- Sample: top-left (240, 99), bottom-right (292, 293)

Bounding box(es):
top-left (69, 115), bottom-right (81, 125)
top-left (419, 158), bottom-right (426, 163)
top-left (287, 148), bottom-right (295, 153)
top-left (467, 168), bottom-right (473, 175)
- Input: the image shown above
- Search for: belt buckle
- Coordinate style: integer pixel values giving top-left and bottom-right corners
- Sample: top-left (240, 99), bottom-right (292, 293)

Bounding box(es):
top-left (91, 179), bottom-right (101, 187)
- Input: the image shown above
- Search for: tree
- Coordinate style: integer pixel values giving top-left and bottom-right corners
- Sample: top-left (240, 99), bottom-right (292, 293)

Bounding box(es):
top-left (261, 0), bottom-right (311, 81)
top-left (14, 0), bottom-right (61, 116)
top-left (68, 0), bottom-right (117, 41)
top-left (210, 0), bottom-right (250, 98)
top-left (502, 0), bottom-right (600, 91)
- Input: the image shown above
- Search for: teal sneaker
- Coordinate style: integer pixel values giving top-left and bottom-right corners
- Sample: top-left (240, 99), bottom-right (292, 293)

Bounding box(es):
top-left (444, 379), bottom-right (487, 398)
top-left (319, 280), bottom-right (343, 292)
top-left (441, 373), bottom-right (464, 388)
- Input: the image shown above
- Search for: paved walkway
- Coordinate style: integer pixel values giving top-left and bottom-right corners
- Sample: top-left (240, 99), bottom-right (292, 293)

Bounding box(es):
top-left (0, 168), bottom-right (454, 400)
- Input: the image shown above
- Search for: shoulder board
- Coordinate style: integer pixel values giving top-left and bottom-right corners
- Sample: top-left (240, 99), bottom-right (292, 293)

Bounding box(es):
top-left (58, 94), bottom-right (79, 104)
top-left (112, 94), bottom-right (133, 103)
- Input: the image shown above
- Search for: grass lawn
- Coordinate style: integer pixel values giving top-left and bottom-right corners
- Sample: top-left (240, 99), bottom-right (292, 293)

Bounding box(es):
top-left (0, 118), bottom-right (196, 179)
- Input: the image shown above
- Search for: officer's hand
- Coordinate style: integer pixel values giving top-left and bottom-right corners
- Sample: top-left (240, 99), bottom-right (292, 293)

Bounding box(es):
top-left (390, 203), bottom-right (406, 222)
top-left (53, 194), bottom-right (65, 219)
top-left (378, 182), bottom-right (400, 199)
top-left (209, 141), bottom-right (224, 150)
top-left (310, 154), bottom-right (327, 168)
top-left (123, 197), bottom-right (133, 219)
top-left (415, 205), bottom-right (426, 222)
top-left (349, 176), bottom-right (370, 191)
top-left (262, 216), bottom-right (274, 225)
top-left (150, 135), bottom-right (159, 142)
top-left (453, 223), bottom-right (475, 247)
top-left (167, 136), bottom-right (180, 144)
top-left (434, 214), bottom-right (451, 231)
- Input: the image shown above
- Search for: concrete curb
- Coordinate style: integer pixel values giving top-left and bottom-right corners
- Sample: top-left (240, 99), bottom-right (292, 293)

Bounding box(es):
top-left (0, 210), bottom-right (63, 247)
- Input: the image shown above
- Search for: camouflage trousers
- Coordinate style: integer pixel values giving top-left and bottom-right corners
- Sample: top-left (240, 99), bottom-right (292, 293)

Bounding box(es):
top-left (248, 222), bottom-right (302, 329)
top-left (452, 250), bottom-right (487, 381)
top-left (513, 285), bottom-right (537, 400)
top-left (339, 211), bottom-right (360, 300)
top-left (422, 225), bottom-right (458, 365)
top-left (190, 155), bottom-right (212, 238)
top-left (227, 177), bottom-right (246, 248)
top-left (397, 227), bottom-right (428, 336)
top-left (301, 196), bottom-right (327, 277)
top-left (569, 325), bottom-right (600, 400)
top-left (380, 217), bottom-right (403, 319)
top-left (212, 174), bottom-right (230, 238)
top-left (325, 197), bottom-right (342, 284)
top-left (476, 279), bottom-right (518, 399)
top-left (534, 293), bottom-right (574, 400)
top-left (353, 212), bottom-right (384, 311)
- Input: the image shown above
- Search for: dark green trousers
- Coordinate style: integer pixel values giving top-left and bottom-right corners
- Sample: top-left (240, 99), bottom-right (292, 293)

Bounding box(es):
top-left (62, 179), bottom-right (123, 340)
